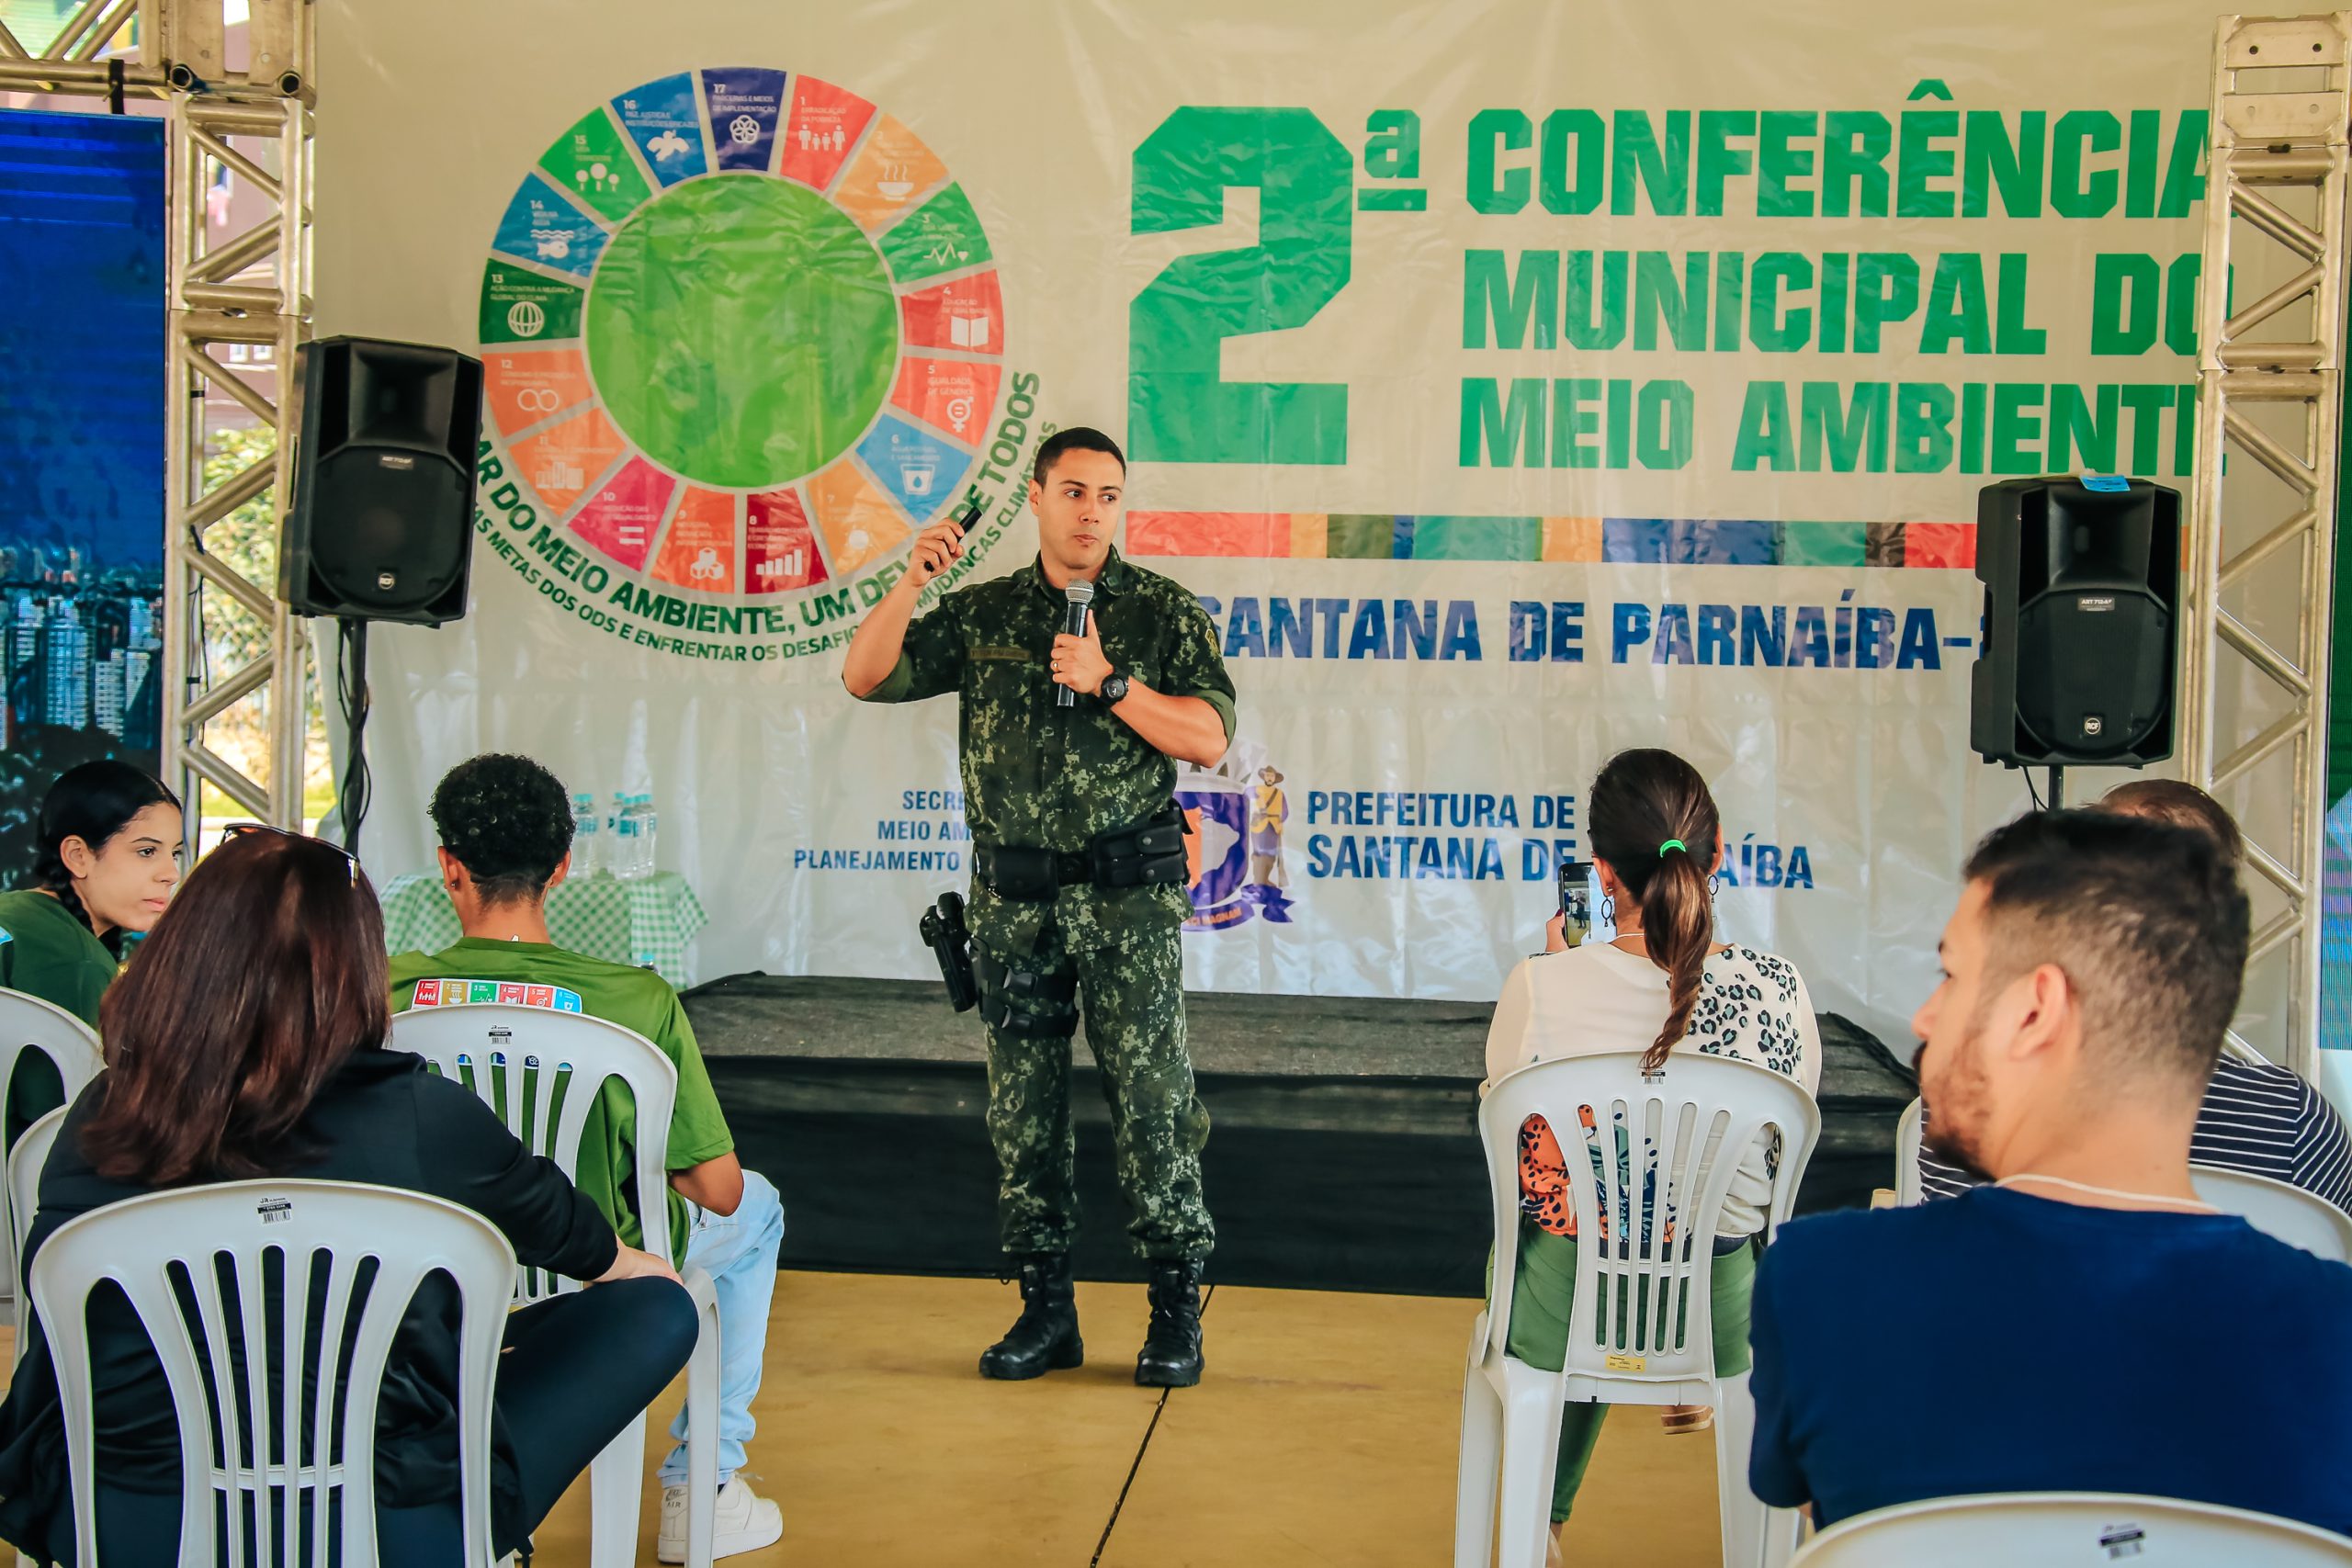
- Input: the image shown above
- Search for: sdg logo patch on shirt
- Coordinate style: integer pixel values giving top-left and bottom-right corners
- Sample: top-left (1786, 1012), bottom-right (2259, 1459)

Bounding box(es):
top-left (411, 978), bottom-right (583, 1012)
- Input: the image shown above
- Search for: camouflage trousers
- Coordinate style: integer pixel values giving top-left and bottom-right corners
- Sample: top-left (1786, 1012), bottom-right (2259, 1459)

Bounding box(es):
top-left (977, 918), bottom-right (1214, 1261)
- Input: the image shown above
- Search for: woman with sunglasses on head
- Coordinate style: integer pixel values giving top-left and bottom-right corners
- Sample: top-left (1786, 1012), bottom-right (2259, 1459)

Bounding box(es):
top-left (1481, 749), bottom-right (1822, 1565)
top-left (0, 761), bottom-right (184, 1142)
top-left (0, 826), bottom-right (697, 1565)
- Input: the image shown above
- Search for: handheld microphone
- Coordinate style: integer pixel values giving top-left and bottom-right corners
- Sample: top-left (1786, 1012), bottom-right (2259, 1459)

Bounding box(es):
top-left (1057, 581), bottom-right (1095, 708)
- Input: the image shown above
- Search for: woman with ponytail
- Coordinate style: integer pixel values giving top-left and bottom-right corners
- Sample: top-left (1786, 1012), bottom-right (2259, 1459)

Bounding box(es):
top-left (1480, 748), bottom-right (1820, 1556)
top-left (0, 761), bottom-right (183, 1137)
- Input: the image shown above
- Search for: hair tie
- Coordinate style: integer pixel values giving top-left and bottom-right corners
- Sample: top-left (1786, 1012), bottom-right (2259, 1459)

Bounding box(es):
top-left (1657, 839), bottom-right (1687, 857)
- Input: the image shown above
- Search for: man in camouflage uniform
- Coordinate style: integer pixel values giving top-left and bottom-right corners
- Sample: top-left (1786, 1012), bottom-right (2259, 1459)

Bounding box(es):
top-left (842, 426), bottom-right (1235, 1387)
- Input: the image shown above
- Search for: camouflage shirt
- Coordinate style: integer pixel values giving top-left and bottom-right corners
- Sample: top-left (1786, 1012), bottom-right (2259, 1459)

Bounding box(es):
top-left (858, 547), bottom-right (1237, 954)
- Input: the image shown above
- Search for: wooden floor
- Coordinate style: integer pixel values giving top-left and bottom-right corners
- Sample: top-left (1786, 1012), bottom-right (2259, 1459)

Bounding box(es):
top-left (526, 1270), bottom-right (1726, 1567)
top-left (0, 1272), bottom-right (1724, 1565)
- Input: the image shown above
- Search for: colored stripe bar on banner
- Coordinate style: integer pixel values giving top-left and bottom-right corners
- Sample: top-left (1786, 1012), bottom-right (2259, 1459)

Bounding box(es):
top-left (1125, 513), bottom-right (1977, 569)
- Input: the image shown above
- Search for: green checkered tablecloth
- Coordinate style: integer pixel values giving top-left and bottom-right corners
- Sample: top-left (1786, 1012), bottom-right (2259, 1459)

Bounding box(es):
top-left (379, 872), bottom-right (710, 988)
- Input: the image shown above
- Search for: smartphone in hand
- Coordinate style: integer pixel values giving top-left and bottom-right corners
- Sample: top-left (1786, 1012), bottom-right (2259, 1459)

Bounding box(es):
top-left (1557, 855), bottom-right (1591, 948)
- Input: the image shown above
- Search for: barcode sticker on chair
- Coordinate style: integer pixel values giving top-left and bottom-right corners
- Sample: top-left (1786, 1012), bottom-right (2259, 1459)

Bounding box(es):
top-left (1604, 1352), bottom-right (1645, 1371)
top-left (255, 1199), bottom-right (291, 1225)
top-left (2098, 1524), bottom-right (2146, 1559)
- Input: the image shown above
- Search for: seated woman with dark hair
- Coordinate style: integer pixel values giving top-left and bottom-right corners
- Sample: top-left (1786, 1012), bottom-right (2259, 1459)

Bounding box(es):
top-left (0, 827), bottom-right (697, 1565)
top-left (0, 761), bottom-right (184, 1140)
top-left (1483, 749), bottom-right (1821, 1565)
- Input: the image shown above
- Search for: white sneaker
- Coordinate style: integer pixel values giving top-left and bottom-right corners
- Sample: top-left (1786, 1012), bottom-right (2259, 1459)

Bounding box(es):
top-left (658, 1475), bottom-right (784, 1562)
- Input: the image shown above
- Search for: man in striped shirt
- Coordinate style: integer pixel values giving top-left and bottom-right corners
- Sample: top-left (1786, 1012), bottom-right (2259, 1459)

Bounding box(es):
top-left (1915, 779), bottom-right (2352, 1214)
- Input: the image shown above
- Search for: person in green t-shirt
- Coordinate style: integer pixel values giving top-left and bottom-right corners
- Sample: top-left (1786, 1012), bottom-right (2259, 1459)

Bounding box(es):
top-left (387, 754), bottom-right (783, 1563)
top-left (0, 761), bottom-right (184, 1144)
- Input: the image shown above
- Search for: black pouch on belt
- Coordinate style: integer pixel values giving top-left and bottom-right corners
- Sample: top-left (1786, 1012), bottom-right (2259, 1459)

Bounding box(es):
top-left (976, 842), bottom-right (1061, 901)
top-left (1091, 807), bottom-right (1190, 889)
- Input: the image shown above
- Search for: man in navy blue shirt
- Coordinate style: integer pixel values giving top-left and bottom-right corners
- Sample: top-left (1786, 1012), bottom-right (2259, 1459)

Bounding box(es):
top-left (1748, 810), bottom-right (2352, 1536)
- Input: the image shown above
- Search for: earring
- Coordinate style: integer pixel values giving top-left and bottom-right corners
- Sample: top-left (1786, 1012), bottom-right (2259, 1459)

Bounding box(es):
top-left (1600, 894), bottom-right (1617, 925)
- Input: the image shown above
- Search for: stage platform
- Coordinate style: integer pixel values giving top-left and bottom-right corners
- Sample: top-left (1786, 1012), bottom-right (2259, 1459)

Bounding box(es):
top-left (684, 973), bottom-right (1498, 1077)
top-left (682, 976), bottom-right (1917, 1296)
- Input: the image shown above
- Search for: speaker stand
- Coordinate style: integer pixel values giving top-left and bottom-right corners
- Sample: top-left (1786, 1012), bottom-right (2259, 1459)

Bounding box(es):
top-left (335, 616), bottom-right (372, 855)
top-left (2048, 765), bottom-right (2064, 809)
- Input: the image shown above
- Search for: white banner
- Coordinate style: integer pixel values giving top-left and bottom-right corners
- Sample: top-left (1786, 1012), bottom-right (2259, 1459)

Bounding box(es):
top-left (317, 0), bottom-right (2218, 1049)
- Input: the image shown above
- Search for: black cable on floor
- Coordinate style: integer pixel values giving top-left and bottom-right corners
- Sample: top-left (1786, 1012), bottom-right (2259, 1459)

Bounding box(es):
top-left (1090, 1283), bottom-right (1214, 1568)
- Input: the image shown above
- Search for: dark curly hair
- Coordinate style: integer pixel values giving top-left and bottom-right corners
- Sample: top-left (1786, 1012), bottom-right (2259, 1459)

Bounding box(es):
top-left (428, 753), bottom-right (575, 907)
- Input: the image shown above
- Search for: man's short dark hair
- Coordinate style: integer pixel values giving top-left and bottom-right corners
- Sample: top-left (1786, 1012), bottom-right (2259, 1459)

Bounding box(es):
top-left (1032, 426), bottom-right (1125, 486)
top-left (2098, 778), bottom-right (2244, 867)
top-left (430, 753), bottom-right (574, 907)
top-left (1963, 809), bottom-right (2249, 1088)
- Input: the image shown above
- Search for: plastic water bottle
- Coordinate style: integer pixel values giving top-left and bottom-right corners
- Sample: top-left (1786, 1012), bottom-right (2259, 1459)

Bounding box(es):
top-left (610, 791), bottom-right (642, 880)
top-left (635, 793), bottom-right (659, 879)
top-left (570, 792), bottom-right (602, 877)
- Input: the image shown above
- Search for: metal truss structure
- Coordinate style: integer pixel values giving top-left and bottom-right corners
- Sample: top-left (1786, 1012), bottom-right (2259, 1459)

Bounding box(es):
top-left (0, 0), bottom-right (311, 829)
top-left (2185, 13), bottom-right (2352, 1072)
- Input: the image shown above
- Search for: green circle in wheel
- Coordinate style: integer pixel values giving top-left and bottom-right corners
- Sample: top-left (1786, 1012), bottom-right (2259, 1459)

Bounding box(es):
top-left (585, 174), bottom-right (899, 490)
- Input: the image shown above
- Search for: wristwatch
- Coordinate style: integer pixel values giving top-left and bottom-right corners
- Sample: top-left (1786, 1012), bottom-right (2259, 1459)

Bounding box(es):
top-left (1101, 671), bottom-right (1131, 705)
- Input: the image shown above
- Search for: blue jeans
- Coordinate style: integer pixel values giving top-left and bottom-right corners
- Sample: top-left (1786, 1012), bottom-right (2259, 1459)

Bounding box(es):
top-left (661, 1168), bottom-right (786, 1486)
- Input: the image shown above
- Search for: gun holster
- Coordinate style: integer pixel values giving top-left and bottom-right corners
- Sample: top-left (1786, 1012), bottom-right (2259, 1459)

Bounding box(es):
top-left (919, 891), bottom-right (979, 1012)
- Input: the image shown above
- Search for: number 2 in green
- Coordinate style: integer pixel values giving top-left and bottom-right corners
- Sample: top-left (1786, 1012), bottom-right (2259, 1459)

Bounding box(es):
top-left (1129, 107), bottom-right (1353, 466)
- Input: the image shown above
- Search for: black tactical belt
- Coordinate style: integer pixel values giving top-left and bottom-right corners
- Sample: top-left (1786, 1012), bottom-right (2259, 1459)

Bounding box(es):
top-left (974, 844), bottom-right (1094, 896)
top-left (975, 807), bottom-right (1189, 901)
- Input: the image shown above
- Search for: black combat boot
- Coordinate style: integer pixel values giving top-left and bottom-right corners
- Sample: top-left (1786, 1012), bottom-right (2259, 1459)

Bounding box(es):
top-left (1134, 1259), bottom-right (1204, 1387)
top-left (978, 1252), bottom-right (1083, 1380)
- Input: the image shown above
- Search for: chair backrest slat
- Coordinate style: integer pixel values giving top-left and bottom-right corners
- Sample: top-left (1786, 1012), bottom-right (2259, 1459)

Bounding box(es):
top-left (1894, 1097), bottom-right (1924, 1206)
top-left (1481, 1051), bottom-right (1819, 1402)
top-left (28, 1179), bottom-right (515, 1568)
top-left (9, 1106), bottom-right (66, 1357)
top-left (391, 1003), bottom-right (681, 1297)
top-left (308, 1255), bottom-right (362, 1568)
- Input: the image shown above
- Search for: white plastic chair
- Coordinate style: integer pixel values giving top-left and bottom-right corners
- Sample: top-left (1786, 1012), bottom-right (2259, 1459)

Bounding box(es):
top-left (1894, 1097), bottom-right (1923, 1206)
top-left (0, 989), bottom-right (104, 1316)
top-left (0, 990), bottom-right (104, 1106)
top-left (392, 1003), bottom-right (720, 1568)
top-left (9, 1105), bottom-right (66, 1359)
top-left (28, 1179), bottom-right (516, 1567)
top-left (1455, 1050), bottom-right (1821, 1568)
top-left (2190, 1163), bottom-right (2352, 1261)
top-left (2222, 1032), bottom-right (2271, 1067)
top-left (1790, 1491), bottom-right (2352, 1565)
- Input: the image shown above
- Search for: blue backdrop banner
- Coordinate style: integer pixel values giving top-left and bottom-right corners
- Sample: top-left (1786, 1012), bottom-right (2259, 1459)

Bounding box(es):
top-left (0, 107), bottom-right (168, 872)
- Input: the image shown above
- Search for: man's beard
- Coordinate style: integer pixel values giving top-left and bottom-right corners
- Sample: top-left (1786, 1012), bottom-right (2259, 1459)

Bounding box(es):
top-left (1919, 1020), bottom-right (1996, 1179)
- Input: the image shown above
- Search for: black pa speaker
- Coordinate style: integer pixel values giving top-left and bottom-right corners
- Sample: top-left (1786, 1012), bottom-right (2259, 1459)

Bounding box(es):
top-left (1970, 475), bottom-right (2179, 768)
top-left (280, 336), bottom-right (484, 626)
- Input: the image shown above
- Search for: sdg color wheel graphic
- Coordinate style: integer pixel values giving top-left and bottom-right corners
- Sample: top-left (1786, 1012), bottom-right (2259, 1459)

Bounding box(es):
top-left (477, 67), bottom-right (1005, 602)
